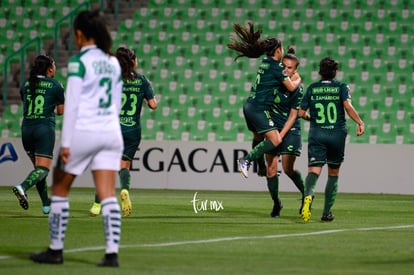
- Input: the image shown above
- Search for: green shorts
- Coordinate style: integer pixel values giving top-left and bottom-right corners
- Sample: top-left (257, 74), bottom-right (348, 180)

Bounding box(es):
top-left (268, 129), bottom-right (302, 156)
top-left (307, 128), bottom-right (347, 168)
top-left (122, 127), bottom-right (141, 161)
top-left (243, 100), bottom-right (277, 134)
top-left (21, 122), bottom-right (55, 159)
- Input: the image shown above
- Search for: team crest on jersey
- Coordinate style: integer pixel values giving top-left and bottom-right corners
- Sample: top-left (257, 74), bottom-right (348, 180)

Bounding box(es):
top-left (268, 119), bottom-right (274, 127)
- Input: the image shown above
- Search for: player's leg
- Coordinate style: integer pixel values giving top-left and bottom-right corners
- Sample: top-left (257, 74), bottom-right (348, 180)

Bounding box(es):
top-left (266, 154), bottom-right (283, 217)
top-left (14, 124), bottom-right (55, 212)
top-left (92, 131), bottom-right (123, 267)
top-left (252, 133), bottom-right (266, 177)
top-left (30, 167), bottom-right (76, 264)
top-left (322, 131), bottom-right (345, 221)
top-left (239, 129), bottom-right (282, 178)
top-left (238, 103), bottom-right (281, 178)
top-left (89, 193), bottom-right (102, 216)
top-left (321, 165), bottom-right (340, 222)
top-left (95, 169), bottom-right (121, 267)
top-left (119, 159), bottom-right (132, 217)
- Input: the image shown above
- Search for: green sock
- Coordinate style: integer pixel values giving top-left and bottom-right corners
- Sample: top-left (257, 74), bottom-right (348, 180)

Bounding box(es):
top-left (246, 140), bottom-right (276, 162)
top-left (304, 172), bottom-right (319, 196)
top-left (323, 175), bottom-right (338, 214)
top-left (35, 178), bottom-right (50, 206)
top-left (288, 170), bottom-right (304, 195)
top-left (119, 168), bottom-right (131, 190)
top-left (266, 175), bottom-right (279, 202)
top-left (21, 166), bottom-right (49, 191)
top-left (94, 193), bottom-right (100, 204)
top-left (252, 139), bottom-right (266, 170)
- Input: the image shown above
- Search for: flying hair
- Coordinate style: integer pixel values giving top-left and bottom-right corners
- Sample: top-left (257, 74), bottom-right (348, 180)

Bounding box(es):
top-left (227, 22), bottom-right (282, 61)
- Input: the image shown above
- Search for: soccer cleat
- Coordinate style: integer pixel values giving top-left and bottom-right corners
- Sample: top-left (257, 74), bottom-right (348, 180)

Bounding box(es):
top-left (30, 248), bottom-right (63, 264)
top-left (97, 253), bottom-right (119, 267)
top-left (299, 195), bottom-right (314, 215)
top-left (42, 205), bottom-right (51, 215)
top-left (120, 189), bottom-right (132, 217)
top-left (270, 199), bottom-right (283, 218)
top-left (12, 185), bottom-right (29, 210)
top-left (321, 212), bottom-right (335, 222)
top-left (301, 195), bottom-right (313, 223)
top-left (89, 202), bottom-right (101, 216)
top-left (237, 158), bottom-right (250, 178)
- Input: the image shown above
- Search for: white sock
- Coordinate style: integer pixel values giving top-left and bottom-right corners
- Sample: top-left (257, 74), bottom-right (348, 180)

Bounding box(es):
top-left (49, 196), bottom-right (69, 250)
top-left (101, 197), bottom-right (121, 254)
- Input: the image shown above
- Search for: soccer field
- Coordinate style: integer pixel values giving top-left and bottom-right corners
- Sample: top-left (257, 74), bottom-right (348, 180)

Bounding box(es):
top-left (1, 187), bottom-right (413, 274)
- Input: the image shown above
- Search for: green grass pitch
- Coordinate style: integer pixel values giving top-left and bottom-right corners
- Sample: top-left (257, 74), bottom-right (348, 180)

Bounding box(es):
top-left (1, 187), bottom-right (413, 274)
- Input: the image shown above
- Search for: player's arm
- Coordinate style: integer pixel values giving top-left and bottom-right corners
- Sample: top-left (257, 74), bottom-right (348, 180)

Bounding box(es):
top-left (279, 108), bottom-right (298, 138)
top-left (147, 98), bottom-right (157, 110)
top-left (56, 104), bottom-right (64, 115)
top-left (298, 109), bottom-right (310, 121)
top-left (283, 72), bottom-right (301, 92)
top-left (343, 99), bottom-right (364, 136)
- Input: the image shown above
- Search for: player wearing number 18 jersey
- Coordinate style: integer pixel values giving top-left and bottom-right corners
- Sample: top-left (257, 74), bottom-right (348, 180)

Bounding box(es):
top-left (299, 57), bottom-right (364, 223)
top-left (12, 55), bottom-right (64, 214)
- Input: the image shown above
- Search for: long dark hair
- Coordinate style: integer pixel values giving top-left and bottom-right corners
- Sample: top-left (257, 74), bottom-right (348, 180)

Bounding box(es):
top-left (73, 9), bottom-right (112, 55)
top-left (29, 55), bottom-right (54, 94)
top-left (227, 21), bottom-right (282, 61)
top-left (116, 47), bottom-right (137, 80)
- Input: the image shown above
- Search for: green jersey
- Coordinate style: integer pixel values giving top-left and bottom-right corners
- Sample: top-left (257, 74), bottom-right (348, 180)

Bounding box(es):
top-left (120, 73), bottom-right (155, 132)
top-left (248, 56), bottom-right (289, 107)
top-left (271, 84), bottom-right (304, 130)
top-left (301, 80), bottom-right (351, 130)
top-left (20, 76), bottom-right (65, 126)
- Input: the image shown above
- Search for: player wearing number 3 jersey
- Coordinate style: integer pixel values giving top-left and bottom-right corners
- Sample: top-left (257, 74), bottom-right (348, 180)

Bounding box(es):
top-left (30, 10), bottom-right (123, 267)
top-left (299, 57), bottom-right (364, 223)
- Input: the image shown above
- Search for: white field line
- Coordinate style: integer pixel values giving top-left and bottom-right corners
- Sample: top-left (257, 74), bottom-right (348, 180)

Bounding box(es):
top-left (1, 224), bottom-right (413, 259)
top-left (42, 224), bottom-right (414, 252)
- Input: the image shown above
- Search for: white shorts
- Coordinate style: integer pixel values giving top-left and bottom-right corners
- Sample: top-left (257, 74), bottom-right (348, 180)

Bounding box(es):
top-left (63, 130), bottom-right (123, 175)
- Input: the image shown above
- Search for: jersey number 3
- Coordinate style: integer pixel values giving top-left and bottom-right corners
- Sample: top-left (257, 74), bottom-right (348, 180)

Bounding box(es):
top-left (98, 78), bottom-right (112, 108)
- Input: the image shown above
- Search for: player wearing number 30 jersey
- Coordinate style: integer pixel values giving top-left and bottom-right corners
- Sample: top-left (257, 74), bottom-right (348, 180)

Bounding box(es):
top-left (299, 57), bottom-right (364, 223)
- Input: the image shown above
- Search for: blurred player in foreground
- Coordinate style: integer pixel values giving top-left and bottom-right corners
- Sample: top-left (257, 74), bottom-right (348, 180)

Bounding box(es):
top-left (30, 10), bottom-right (123, 267)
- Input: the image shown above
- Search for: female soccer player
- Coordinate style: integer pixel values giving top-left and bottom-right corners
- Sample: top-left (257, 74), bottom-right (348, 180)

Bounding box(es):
top-left (227, 22), bottom-right (301, 178)
top-left (265, 47), bottom-right (305, 217)
top-left (12, 55), bottom-right (64, 214)
top-left (89, 47), bottom-right (158, 217)
top-left (299, 57), bottom-right (365, 222)
top-left (30, 10), bottom-right (123, 267)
